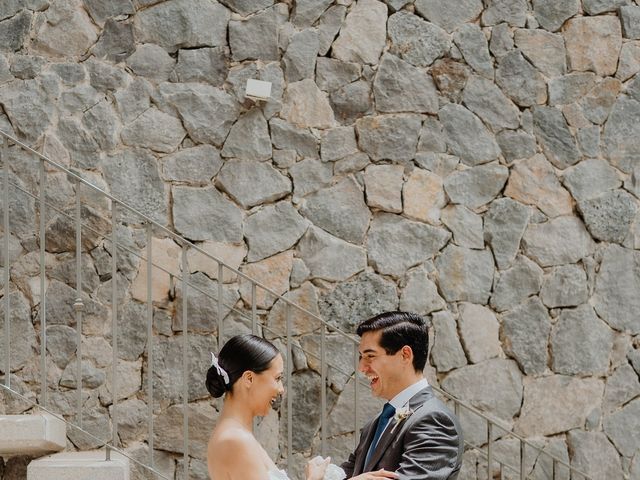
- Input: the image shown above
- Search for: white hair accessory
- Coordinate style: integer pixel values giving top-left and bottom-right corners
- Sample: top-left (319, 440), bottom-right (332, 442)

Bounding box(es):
top-left (210, 352), bottom-right (230, 386)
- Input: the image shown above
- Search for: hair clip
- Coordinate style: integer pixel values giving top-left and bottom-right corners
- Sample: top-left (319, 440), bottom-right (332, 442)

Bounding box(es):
top-left (210, 352), bottom-right (230, 386)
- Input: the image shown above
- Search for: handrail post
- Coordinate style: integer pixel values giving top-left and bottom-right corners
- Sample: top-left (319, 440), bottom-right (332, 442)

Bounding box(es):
top-left (146, 222), bottom-right (154, 469)
top-left (286, 303), bottom-right (292, 469)
top-left (39, 158), bottom-right (47, 408)
top-left (353, 343), bottom-right (359, 450)
top-left (487, 422), bottom-right (493, 480)
top-left (251, 283), bottom-right (257, 335)
top-left (217, 263), bottom-right (223, 346)
top-left (520, 440), bottom-right (525, 479)
top-left (2, 136), bottom-right (10, 388)
top-left (74, 182), bottom-right (84, 428)
top-left (182, 245), bottom-right (189, 480)
top-left (320, 323), bottom-right (326, 457)
top-left (111, 202), bottom-right (118, 447)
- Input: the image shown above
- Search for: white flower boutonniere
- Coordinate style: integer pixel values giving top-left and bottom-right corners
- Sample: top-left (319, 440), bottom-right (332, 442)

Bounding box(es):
top-left (394, 406), bottom-right (414, 423)
top-left (390, 405), bottom-right (414, 434)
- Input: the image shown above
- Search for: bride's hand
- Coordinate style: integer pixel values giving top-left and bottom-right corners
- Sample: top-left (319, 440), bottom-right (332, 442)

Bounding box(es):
top-left (351, 469), bottom-right (399, 479)
top-left (306, 456), bottom-right (330, 480)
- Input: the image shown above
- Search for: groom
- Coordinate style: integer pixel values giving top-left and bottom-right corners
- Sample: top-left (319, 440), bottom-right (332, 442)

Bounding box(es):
top-left (341, 311), bottom-right (463, 480)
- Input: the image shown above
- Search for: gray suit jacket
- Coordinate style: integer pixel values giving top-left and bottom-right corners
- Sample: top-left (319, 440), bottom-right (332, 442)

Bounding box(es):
top-left (341, 386), bottom-right (462, 480)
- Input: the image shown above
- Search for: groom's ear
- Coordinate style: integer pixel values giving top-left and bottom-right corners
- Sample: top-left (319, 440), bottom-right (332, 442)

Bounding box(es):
top-left (401, 345), bottom-right (414, 363)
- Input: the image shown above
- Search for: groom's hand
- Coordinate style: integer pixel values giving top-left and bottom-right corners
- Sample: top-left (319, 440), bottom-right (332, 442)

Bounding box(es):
top-left (351, 469), bottom-right (399, 479)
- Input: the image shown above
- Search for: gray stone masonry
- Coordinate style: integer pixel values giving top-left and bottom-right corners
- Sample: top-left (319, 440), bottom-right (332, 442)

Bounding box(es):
top-left (1, 1), bottom-right (640, 478)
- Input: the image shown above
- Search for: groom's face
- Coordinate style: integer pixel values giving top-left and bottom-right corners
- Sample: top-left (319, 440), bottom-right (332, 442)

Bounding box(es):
top-left (358, 330), bottom-right (404, 401)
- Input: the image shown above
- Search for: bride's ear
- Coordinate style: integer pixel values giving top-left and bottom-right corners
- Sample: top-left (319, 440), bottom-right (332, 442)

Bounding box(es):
top-left (240, 370), bottom-right (254, 387)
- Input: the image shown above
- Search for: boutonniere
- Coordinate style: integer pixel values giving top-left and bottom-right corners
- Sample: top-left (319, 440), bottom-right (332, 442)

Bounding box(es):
top-left (394, 405), bottom-right (414, 423)
top-left (390, 405), bottom-right (414, 434)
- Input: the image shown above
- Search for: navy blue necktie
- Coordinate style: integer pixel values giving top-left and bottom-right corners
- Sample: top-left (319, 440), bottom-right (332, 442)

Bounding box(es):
top-left (365, 403), bottom-right (396, 466)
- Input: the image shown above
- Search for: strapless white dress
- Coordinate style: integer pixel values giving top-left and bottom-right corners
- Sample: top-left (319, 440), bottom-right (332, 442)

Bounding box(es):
top-left (268, 463), bottom-right (346, 480)
top-left (268, 469), bottom-right (290, 480)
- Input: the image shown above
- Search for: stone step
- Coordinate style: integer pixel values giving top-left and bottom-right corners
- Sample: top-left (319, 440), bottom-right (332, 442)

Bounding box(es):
top-left (0, 414), bottom-right (66, 456)
top-left (28, 451), bottom-right (129, 480)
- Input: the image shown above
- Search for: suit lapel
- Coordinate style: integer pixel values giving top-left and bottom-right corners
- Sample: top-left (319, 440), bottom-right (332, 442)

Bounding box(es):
top-left (363, 387), bottom-right (435, 471)
top-left (354, 417), bottom-right (379, 474)
top-left (363, 416), bottom-right (398, 471)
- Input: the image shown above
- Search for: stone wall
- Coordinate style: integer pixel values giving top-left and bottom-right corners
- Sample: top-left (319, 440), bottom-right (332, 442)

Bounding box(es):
top-left (1, 0), bottom-right (640, 479)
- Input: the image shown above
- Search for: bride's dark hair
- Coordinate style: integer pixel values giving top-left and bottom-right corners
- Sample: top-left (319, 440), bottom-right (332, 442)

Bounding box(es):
top-left (206, 334), bottom-right (280, 398)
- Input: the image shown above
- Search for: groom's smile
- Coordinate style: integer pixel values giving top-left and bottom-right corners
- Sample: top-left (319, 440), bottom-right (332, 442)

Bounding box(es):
top-left (358, 331), bottom-right (406, 400)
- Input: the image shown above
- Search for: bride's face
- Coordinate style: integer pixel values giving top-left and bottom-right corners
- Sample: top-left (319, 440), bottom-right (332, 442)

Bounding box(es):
top-left (252, 354), bottom-right (285, 416)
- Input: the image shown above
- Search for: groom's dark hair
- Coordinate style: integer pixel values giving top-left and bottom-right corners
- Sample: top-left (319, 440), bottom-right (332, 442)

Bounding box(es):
top-left (357, 311), bottom-right (428, 372)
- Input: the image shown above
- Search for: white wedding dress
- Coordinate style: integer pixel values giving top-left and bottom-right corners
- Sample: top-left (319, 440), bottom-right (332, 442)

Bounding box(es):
top-left (268, 469), bottom-right (290, 480)
top-left (267, 463), bottom-right (346, 480)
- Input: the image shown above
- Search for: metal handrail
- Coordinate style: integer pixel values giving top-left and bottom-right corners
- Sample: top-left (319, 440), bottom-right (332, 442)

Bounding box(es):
top-left (0, 128), bottom-right (594, 480)
top-left (0, 129), bottom-right (353, 341)
top-left (0, 384), bottom-right (172, 480)
top-left (436, 386), bottom-right (593, 480)
top-left (4, 175), bottom-right (360, 379)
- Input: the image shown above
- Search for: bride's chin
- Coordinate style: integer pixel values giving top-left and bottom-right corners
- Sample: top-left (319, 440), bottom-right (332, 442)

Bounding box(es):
top-left (259, 404), bottom-right (271, 416)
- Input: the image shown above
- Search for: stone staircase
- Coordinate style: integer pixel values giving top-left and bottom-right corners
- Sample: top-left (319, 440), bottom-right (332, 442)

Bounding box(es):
top-left (0, 414), bottom-right (66, 456)
top-left (28, 451), bottom-right (129, 480)
top-left (0, 413), bottom-right (130, 479)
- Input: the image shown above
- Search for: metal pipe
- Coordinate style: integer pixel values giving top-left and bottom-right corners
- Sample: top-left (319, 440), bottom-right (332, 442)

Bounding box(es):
top-left (39, 159), bottom-right (47, 408)
top-left (2, 136), bottom-right (10, 388)
top-left (146, 222), bottom-right (154, 468)
top-left (320, 324), bottom-right (326, 456)
top-left (286, 303), bottom-right (292, 469)
top-left (487, 422), bottom-right (493, 480)
top-left (251, 283), bottom-right (257, 335)
top-left (74, 182), bottom-right (84, 428)
top-left (217, 263), bottom-right (223, 346)
top-left (182, 245), bottom-right (189, 480)
top-left (111, 202), bottom-right (118, 447)
top-left (353, 343), bottom-right (359, 450)
top-left (251, 281), bottom-right (257, 432)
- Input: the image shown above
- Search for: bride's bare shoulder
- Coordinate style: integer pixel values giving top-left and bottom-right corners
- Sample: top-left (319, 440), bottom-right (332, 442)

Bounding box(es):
top-left (210, 421), bottom-right (255, 445)
top-left (209, 423), bottom-right (261, 456)
top-left (208, 423), bottom-right (268, 478)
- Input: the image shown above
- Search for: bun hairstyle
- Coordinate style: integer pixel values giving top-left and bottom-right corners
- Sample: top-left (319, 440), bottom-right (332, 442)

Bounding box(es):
top-left (206, 334), bottom-right (280, 398)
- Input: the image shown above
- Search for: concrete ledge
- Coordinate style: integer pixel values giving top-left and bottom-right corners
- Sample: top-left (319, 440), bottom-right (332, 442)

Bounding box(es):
top-left (28, 450), bottom-right (130, 480)
top-left (0, 414), bottom-right (66, 456)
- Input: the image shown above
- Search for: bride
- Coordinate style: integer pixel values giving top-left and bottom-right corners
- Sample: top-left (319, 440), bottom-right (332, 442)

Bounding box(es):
top-left (206, 334), bottom-right (399, 480)
top-left (206, 334), bottom-right (327, 480)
